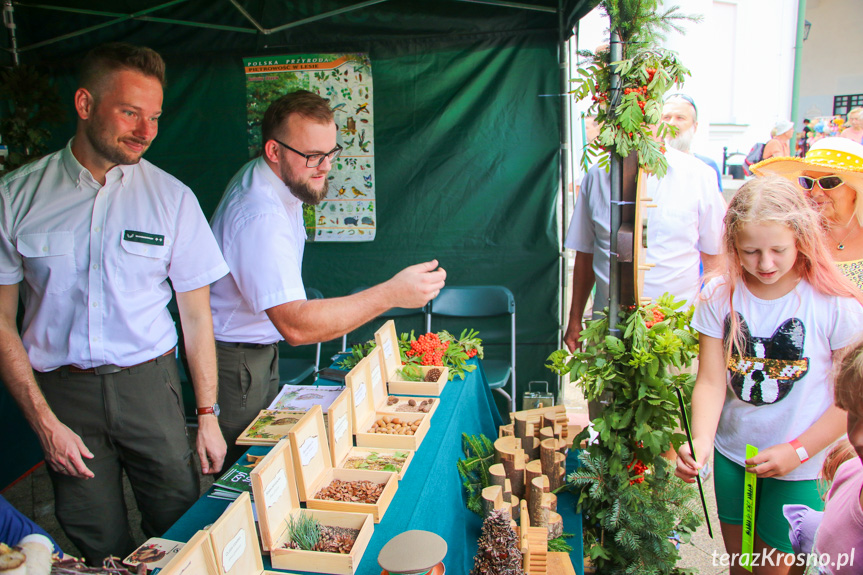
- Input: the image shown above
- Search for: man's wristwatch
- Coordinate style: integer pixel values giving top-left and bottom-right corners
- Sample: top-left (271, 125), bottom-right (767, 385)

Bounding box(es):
top-left (789, 438), bottom-right (809, 463)
top-left (196, 403), bottom-right (220, 417)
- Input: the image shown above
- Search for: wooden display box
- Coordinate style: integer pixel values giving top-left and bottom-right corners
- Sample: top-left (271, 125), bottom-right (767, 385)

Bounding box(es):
top-left (345, 353), bottom-right (431, 451)
top-left (158, 530), bottom-right (218, 575)
top-left (288, 405), bottom-right (398, 523)
top-left (209, 493), bottom-right (285, 575)
top-left (327, 388), bottom-right (415, 480)
top-left (374, 320), bottom-right (448, 396)
top-left (250, 437), bottom-right (374, 574)
top-left (360, 347), bottom-right (440, 418)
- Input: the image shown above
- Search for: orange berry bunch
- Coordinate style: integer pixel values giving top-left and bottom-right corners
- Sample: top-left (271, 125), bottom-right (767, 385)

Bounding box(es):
top-left (466, 348), bottom-right (478, 358)
top-left (405, 332), bottom-right (448, 366)
top-left (591, 90), bottom-right (608, 104)
top-left (627, 459), bottom-right (648, 485)
top-left (644, 308), bottom-right (666, 328)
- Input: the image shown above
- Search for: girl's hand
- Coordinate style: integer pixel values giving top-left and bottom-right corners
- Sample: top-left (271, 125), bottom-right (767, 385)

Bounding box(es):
top-left (675, 438), bottom-right (712, 483)
top-left (745, 443), bottom-right (800, 478)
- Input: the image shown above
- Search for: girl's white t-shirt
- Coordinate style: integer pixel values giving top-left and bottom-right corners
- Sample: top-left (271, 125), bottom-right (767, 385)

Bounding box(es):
top-left (692, 277), bottom-right (863, 480)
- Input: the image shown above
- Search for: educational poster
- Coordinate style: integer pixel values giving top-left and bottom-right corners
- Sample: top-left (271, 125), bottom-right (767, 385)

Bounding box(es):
top-left (243, 54), bottom-right (376, 242)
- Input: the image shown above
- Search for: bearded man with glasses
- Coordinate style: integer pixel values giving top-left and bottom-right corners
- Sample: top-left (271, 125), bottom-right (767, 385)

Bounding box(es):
top-left (208, 90), bottom-right (446, 462)
top-left (752, 137), bottom-right (863, 292)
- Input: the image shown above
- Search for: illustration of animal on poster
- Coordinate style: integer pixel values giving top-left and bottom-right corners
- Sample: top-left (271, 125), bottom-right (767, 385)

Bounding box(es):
top-left (243, 53), bottom-right (376, 242)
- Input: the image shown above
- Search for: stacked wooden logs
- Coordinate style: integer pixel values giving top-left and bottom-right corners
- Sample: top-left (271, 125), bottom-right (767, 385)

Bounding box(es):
top-left (481, 405), bottom-right (577, 545)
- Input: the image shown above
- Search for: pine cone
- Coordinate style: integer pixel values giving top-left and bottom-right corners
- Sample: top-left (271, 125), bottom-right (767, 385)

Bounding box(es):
top-left (425, 368), bottom-right (442, 382)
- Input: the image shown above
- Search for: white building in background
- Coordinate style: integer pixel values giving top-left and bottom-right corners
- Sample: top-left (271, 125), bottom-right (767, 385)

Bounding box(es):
top-left (571, 0), bottom-right (860, 175)
top-left (798, 0), bottom-right (863, 125)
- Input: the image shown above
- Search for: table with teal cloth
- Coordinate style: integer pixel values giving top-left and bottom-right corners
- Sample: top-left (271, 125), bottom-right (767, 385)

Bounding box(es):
top-left (162, 358), bottom-right (584, 574)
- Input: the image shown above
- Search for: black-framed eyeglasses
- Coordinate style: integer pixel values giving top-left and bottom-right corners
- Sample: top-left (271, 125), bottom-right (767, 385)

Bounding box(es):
top-left (273, 138), bottom-right (342, 168)
top-left (798, 174), bottom-right (844, 191)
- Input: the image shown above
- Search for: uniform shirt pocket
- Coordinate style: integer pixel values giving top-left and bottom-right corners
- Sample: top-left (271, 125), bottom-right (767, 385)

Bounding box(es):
top-left (116, 237), bottom-right (169, 292)
top-left (16, 232), bottom-right (76, 294)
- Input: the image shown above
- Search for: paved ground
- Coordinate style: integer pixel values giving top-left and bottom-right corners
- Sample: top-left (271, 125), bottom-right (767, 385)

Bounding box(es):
top-left (678, 469), bottom-right (730, 575)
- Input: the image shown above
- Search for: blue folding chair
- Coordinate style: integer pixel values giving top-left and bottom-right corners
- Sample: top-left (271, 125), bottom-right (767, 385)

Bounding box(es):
top-left (278, 287), bottom-right (324, 385)
top-left (340, 286), bottom-right (429, 351)
top-left (427, 286), bottom-right (516, 410)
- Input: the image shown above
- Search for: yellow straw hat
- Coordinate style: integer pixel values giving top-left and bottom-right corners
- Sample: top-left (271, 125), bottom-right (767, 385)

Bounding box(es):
top-left (750, 137), bottom-right (863, 193)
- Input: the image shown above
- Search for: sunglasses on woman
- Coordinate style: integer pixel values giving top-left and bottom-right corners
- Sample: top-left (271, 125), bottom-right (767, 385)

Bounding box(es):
top-left (798, 175), bottom-right (844, 191)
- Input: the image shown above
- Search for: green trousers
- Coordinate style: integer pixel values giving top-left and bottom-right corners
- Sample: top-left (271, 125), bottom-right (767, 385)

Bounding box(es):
top-left (215, 342), bottom-right (280, 467)
top-left (37, 354), bottom-right (198, 564)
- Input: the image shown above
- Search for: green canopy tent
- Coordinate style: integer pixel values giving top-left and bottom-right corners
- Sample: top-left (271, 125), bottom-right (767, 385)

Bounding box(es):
top-left (0, 0), bottom-right (597, 488)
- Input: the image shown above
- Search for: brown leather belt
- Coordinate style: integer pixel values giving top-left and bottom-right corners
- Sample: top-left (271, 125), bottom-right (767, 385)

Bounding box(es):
top-left (65, 347), bottom-right (176, 375)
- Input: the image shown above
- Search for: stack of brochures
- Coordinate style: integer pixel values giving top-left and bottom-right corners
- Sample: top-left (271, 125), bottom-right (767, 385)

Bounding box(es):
top-left (209, 461), bottom-right (254, 501)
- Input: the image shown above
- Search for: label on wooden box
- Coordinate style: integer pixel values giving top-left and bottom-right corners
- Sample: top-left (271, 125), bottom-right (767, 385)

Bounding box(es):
top-left (264, 469), bottom-right (287, 509)
top-left (353, 382), bottom-right (367, 407)
top-left (223, 530), bottom-right (246, 572)
top-left (299, 436), bottom-right (319, 467)
top-left (334, 414), bottom-right (349, 442)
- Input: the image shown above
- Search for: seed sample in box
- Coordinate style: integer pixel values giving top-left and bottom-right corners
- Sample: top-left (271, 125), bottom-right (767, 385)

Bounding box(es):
top-left (289, 405), bottom-right (398, 522)
top-left (251, 437), bottom-right (373, 574)
top-left (383, 395), bottom-right (436, 413)
top-left (362, 347), bottom-right (440, 418)
top-left (344, 354), bottom-right (431, 451)
top-left (341, 451), bottom-right (411, 474)
top-left (375, 320), bottom-right (448, 396)
top-left (327, 389), bottom-right (414, 480)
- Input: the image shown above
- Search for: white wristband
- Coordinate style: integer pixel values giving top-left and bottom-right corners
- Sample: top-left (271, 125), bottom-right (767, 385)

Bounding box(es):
top-left (790, 439), bottom-right (809, 463)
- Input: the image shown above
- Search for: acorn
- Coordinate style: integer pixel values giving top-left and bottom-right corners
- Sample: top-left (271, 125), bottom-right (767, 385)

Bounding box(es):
top-left (425, 368), bottom-right (442, 382)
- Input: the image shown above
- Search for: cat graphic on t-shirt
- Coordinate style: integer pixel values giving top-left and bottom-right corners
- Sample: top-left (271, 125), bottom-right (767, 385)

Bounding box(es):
top-left (724, 313), bottom-right (810, 406)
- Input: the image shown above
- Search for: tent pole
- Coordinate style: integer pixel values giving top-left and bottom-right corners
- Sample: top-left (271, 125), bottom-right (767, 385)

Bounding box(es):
top-left (15, 0), bottom-right (191, 53)
top-left (607, 28), bottom-right (622, 337)
top-left (16, 4), bottom-right (255, 34)
top-left (2, 0), bottom-right (18, 65)
top-left (557, 0), bottom-right (571, 358)
top-left (451, 0), bottom-right (556, 13)
top-left (227, 0), bottom-right (266, 33)
top-left (263, 0), bottom-right (392, 35)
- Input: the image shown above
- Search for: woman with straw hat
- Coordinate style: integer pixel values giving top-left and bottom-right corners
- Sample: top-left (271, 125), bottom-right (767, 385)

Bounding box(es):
top-left (751, 137), bottom-right (863, 290)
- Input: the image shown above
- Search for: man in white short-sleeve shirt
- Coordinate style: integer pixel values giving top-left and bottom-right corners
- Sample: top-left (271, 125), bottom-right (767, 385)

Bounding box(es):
top-left (563, 146), bottom-right (726, 353)
top-left (209, 90), bottom-right (446, 461)
top-left (0, 43), bottom-right (228, 563)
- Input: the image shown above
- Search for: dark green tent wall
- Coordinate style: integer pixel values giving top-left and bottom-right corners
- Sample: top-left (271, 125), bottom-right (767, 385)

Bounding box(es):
top-left (0, 0), bottom-right (597, 488)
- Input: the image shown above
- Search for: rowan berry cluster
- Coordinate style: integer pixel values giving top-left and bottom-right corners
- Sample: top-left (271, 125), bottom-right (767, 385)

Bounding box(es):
top-left (644, 308), bottom-right (665, 329)
top-left (591, 91), bottom-right (608, 104)
top-left (405, 332), bottom-right (447, 366)
top-left (627, 459), bottom-right (648, 485)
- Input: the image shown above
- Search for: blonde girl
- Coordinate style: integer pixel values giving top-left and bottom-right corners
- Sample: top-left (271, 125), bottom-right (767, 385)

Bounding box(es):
top-left (676, 176), bottom-right (863, 575)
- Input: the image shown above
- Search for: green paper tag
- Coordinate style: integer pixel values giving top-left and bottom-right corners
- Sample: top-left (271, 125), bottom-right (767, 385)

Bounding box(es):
top-left (742, 444), bottom-right (759, 571)
top-left (123, 230), bottom-right (164, 246)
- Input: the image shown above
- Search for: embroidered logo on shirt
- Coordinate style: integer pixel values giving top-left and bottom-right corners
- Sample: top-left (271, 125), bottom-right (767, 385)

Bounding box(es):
top-left (123, 230), bottom-right (164, 246)
top-left (724, 313), bottom-right (809, 406)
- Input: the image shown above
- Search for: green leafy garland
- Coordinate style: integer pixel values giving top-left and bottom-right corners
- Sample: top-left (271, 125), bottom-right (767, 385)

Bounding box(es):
top-left (547, 295), bottom-right (702, 573)
top-left (571, 2), bottom-right (700, 178)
